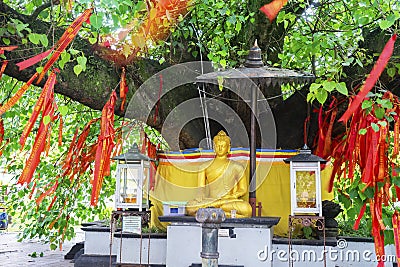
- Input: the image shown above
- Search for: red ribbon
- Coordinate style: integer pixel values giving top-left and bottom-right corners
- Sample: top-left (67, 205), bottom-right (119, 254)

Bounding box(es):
top-left (339, 34), bottom-right (397, 123)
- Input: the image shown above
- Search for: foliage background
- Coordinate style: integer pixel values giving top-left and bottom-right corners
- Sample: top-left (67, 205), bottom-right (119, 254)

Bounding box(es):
top-left (0, 0), bottom-right (399, 249)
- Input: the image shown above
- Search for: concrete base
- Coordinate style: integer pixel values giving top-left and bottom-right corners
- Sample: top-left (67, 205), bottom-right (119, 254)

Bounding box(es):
top-left (113, 233), bottom-right (167, 265)
top-left (82, 226), bottom-right (117, 255)
top-left (160, 216), bottom-right (280, 267)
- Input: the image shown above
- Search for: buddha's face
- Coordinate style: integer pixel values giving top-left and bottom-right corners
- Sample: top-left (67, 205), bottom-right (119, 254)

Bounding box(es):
top-left (214, 140), bottom-right (230, 157)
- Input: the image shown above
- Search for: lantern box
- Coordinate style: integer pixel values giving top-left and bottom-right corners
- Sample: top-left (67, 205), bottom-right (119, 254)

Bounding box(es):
top-left (162, 201), bottom-right (186, 216)
top-left (113, 144), bottom-right (154, 211)
top-left (284, 146), bottom-right (326, 216)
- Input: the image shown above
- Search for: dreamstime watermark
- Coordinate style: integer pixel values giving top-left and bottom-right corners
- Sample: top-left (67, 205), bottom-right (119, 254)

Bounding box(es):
top-left (257, 239), bottom-right (396, 263)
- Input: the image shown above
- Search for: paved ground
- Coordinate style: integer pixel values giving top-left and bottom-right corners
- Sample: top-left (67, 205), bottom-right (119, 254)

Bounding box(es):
top-left (0, 230), bottom-right (84, 266)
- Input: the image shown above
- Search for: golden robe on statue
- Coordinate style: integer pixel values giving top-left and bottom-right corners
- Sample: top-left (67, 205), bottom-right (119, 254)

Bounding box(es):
top-left (149, 131), bottom-right (334, 235)
top-left (186, 131), bottom-right (252, 217)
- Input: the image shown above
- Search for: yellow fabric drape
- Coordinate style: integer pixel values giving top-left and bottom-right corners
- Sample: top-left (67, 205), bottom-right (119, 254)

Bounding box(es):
top-left (150, 160), bottom-right (333, 236)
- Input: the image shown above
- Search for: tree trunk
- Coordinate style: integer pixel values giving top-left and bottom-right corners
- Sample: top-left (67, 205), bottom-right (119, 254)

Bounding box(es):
top-left (1, 2), bottom-right (399, 150)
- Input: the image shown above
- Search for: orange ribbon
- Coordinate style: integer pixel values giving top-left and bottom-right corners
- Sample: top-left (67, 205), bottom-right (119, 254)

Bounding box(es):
top-left (91, 91), bottom-right (116, 206)
top-left (0, 72), bottom-right (39, 116)
top-left (36, 8), bottom-right (93, 83)
top-left (260, 0), bottom-right (288, 22)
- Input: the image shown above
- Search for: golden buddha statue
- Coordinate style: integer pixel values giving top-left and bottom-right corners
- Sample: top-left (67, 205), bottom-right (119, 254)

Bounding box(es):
top-left (186, 130), bottom-right (252, 218)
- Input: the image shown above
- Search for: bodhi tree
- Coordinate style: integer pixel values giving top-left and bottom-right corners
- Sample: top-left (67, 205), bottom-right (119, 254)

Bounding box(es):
top-left (0, 0), bottom-right (400, 259)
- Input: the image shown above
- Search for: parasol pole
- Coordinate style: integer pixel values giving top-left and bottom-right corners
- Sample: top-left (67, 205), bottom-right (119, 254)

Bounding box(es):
top-left (244, 40), bottom-right (264, 217)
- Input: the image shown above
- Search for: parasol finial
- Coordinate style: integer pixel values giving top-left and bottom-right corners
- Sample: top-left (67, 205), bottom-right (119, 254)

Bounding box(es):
top-left (244, 40), bottom-right (264, 68)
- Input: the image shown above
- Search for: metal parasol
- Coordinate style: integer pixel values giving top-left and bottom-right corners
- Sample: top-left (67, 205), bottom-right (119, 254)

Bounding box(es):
top-left (196, 41), bottom-right (315, 216)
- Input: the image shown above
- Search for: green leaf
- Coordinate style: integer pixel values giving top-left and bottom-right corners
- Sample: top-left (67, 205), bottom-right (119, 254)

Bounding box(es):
top-left (377, 121), bottom-right (387, 127)
top-left (74, 65), bottom-right (83, 76)
top-left (90, 14), bottom-right (104, 30)
top-left (362, 100), bottom-right (373, 109)
top-left (315, 89), bottom-right (328, 104)
top-left (77, 56), bottom-right (87, 66)
top-left (336, 82), bottom-right (348, 96)
top-left (306, 92), bottom-right (315, 102)
top-left (349, 188), bottom-right (359, 199)
top-left (28, 33), bottom-right (40, 44)
top-left (50, 244), bottom-right (57, 250)
top-left (219, 59), bottom-right (227, 68)
top-left (39, 34), bottom-right (48, 47)
top-left (346, 207), bottom-right (357, 219)
top-left (2, 38), bottom-right (10, 45)
top-left (59, 51), bottom-right (70, 70)
top-left (68, 48), bottom-right (79, 55)
top-left (303, 226), bottom-right (313, 239)
top-left (358, 128), bottom-right (367, 135)
top-left (393, 177), bottom-right (400, 187)
top-left (18, 190), bottom-right (25, 198)
top-left (217, 76), bottom-right (224, 91)
top-left (309, 83), bottom-right (321, 92)
top-left (374, 107), bottom-right (385, 119)
top-left (7, 24), bottom-right (16, 34)
top-left (43, 115), bottom-right (51, 125)
top-left (36, 66), bottom-right (43, 73)
top-left (58, 106), bottom-right (68, 116)
top-left (77, 56), bottom-right (87, 71)
top-left (322, 80), bottom-right (335, 92)
top-left (387, 67), bottom-right (397, 78)
top-left (371, 122), bottom-right (379, 132)
top-left (380, 99), bottom-right (393, 109)
top-left (235, 22), bottom-right (242, 32)
top-left (338, 194), bottom-right (351, 209)
top-left (89, 37), bottom-right (97, 44)
top-left (384, 230), bottom-right (394, 246)
top-left (379, 19), bottom-right (394, 30)
top-left (342, 57), bottom-right (354, 66)
top-left (364, 187), bottom-right (374, 198)
top-left (16, 22), bottom-right (29, 33)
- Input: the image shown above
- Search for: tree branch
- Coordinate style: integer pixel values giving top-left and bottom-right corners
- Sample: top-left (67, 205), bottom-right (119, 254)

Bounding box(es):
top-left (29, 0), bottom-right (59, 21)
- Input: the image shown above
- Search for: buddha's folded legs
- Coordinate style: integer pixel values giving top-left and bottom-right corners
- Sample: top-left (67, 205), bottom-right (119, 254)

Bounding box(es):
top-left (220, 200), bottom-right (252, 218)
top-left (185, 198), bottom-right (252, 217)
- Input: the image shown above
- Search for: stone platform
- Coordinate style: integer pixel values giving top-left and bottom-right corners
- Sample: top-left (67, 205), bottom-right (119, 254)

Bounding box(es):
top-left (159, 216), bottom-right (280, 267)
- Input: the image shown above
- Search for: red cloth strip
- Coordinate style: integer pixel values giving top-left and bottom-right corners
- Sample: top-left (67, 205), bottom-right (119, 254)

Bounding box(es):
top-left (16, 49), bottom-right (53, 70)
top-left (260, 0), bottom-right (288, 22)
top-left (339, 34), bottom-right (397, 123)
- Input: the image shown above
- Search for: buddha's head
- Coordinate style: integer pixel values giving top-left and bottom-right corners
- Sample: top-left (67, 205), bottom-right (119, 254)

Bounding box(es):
top-left (213, 130), bottom-right (231, 157)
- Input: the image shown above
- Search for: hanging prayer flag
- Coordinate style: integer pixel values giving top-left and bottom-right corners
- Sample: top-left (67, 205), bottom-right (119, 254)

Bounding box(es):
top-left (36, 8), bottom-right (93, 83)
top-left (119, 67), bottom-right (128, 111)
top-left (339, 34), bottom-right (397, 123)
top-left (260, 0), bottom-right (288, 22)
top-left (18, 72), bottom-right (57, 185)
top-left (16, 49), bottom-right (53, 71)
top-left (0, 46), bottom-right (18, 54)
top-left (0, 72), bottom-right (39, 116)
top-left (91, 91), bottom-right (117, 206)
top-left (0, 60), bottom-right (8, 79)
